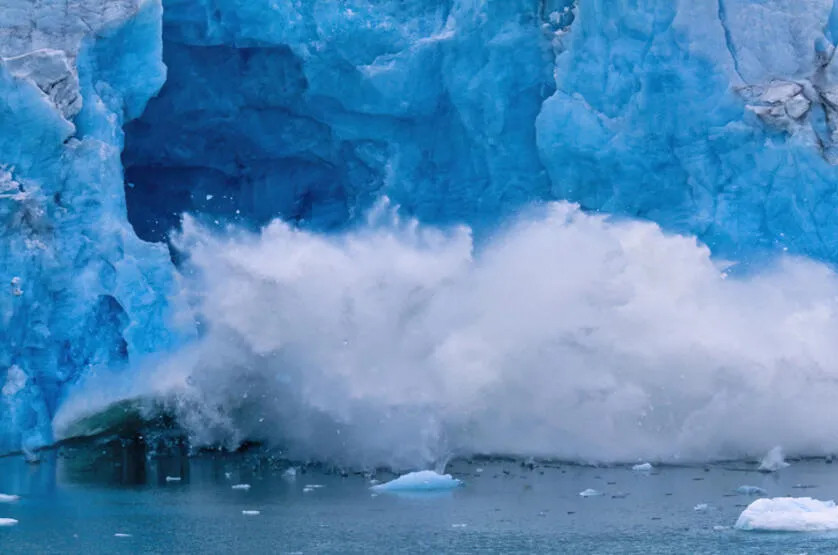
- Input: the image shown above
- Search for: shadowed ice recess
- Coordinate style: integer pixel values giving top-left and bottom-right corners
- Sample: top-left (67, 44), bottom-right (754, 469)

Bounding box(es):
top-left (57, 202), bottom-right (838, 470)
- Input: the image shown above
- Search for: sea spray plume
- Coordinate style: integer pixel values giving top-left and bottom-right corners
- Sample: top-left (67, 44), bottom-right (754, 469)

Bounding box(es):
top-left (57, 202), bottom-right (838, 469)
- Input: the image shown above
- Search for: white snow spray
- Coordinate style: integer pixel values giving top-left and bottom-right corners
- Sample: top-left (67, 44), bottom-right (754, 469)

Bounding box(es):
top-left (57, 201), bottom-right (838, 470)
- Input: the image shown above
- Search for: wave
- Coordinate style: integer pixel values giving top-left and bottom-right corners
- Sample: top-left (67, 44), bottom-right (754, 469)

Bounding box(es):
top-left (55, 202), bottom-right (838, 470)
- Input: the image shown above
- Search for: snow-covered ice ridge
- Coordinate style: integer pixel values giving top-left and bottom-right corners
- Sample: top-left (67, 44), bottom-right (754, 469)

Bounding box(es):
top-left (8, 1), bottom-right (838, 465)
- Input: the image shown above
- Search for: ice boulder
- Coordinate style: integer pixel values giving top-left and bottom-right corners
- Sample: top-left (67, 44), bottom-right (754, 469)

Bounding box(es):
top-left (370, 471), bottom-right (462, 493)
top-left (735, 497), bottom-right (838, 532)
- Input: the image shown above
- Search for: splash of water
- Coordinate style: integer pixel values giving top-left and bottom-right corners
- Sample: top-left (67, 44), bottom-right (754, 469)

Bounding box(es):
top-left (56, 202), bottom-right (838, 469)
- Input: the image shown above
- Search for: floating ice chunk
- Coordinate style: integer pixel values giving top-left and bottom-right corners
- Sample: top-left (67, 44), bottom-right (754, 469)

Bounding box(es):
top-left (231, 484), bottom-right (251, 490)
top-left (224, 472), bottom-right (232, 480)
top-left (737, 485), bottom-right (767, 496)
top-left (304, 484), bottom-right (325, 489)
top-left (632, 463), bottom-right (653, 472)
top-left (451, 523), bottom-right (467, 528)
top-left (694, 503), bottom-right (709, 512)
top-left (713, 525), bottom-right (730, 531)
top-left (241, 510), bottom-right (260, 516)
top-left (759, 446), bottom-right (790, 472)
top-left (370, 471), bottom-right (462, 492)
top-left (283, 467), bottom-right (297, 478)
top-left (0, 494), bottom-right (19, 503)
top-left (165, 476), bottom-right (181, 482)
top-left (0, 518), bottom-right (17, 527)
top-left (114, 533), bottom-right (132, 538)
top-left (302, 487), bottom-right (315, 493)
top-left (735, 497), bottom-right (838, 532)
top-left (578, 488), bottom-right (603, 497)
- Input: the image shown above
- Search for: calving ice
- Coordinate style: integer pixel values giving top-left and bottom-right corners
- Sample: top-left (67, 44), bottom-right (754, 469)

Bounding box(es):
top-left (2, 0), bottom-right (838, 471)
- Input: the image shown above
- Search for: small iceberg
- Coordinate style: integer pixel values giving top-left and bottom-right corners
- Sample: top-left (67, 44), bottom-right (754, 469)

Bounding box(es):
top-left (241, 510), bottom-right (260, 516)
top-left (578, 488), bottom-right (603, 497)
top-left (231, 484), bottom-right (251, 491)
top-left (736, 497), bottom-right (838, 532)
top-left (0, 518), bottom-right (18, 527)
top-left (758, 446), bottom-right (790, 472)
top-left (736, 485), bottom-right (767, 496)
top-left (694, 503), bottom-right (709, 512)
top-left (632, 463), bottom-right (653, 472)
top-left (370, 471), bottom-right (462, 492)
top-left (283, 467), bottom-right (297, 478)
top-left (114, 533), bottom-right (132, 538)
top-left (165, 476), bottom-right (181, 482)
top-left (0, 494), bottom-right (19, 503)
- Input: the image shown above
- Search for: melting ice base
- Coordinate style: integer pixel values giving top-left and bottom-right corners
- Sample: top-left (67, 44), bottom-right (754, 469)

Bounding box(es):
top-left (56, 202), bottom-right (838, 469)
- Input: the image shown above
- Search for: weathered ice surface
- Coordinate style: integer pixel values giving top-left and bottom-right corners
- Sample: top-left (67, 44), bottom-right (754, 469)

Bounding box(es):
top-left (0, 0), bottom-right (177, 454)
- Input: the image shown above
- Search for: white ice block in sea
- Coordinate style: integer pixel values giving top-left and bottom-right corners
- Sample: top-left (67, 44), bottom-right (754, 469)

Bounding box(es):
top-left (241, 510), bottom-right (260, 516)
top-left (231, 484), bottom-right (251, 490)
top-left (114, 533), bottom-right (132, 538)
top-left (694, 503), bottom-right (709, 512)
top-left (165, 476), bottom-right (181, 482)
top-left (0, 494), bottom-right (19, 503)
top-left (736, 497), bottom-right (838, 532)
top-left (578, 488), bottom-right (603, 497)
top-left (758, 446), bottom-right (790, 472)
top-left (737, 485), bottom-right (767, 496)
top-left (0, 518), bottom-right (18, 527)
top-left (370, 471), bottom-right (462, 492)
top-left (632, 463), bottom-right (653, 472)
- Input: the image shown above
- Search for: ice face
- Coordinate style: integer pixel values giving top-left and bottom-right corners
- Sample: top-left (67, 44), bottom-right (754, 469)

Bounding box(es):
top-left (7, 1), bottom-right (838, 464)
top-left (0, 0), bottom-right (181, 454)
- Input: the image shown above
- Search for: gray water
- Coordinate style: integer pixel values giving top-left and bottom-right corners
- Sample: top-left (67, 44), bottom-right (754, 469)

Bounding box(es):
top-left (1, 441), bottom-right (837, 553)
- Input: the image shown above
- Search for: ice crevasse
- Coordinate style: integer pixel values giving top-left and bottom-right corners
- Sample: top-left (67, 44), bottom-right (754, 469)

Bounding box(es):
top-left (4, 0), bottom-right (838, 464)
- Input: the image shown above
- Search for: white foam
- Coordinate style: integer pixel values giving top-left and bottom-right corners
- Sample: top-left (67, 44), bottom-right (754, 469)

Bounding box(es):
top-left (59, 201), bottom-right (838, 468)
top-left (736, 497), bottom-right (838, 532)
top-left (759, 446), bottom-right (790, 472)
top-left (370, 471), bottom-right (462, 492)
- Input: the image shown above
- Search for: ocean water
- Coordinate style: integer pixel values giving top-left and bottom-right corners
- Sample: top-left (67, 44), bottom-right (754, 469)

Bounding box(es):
top-left (1, 441), bottom-right (837, 553)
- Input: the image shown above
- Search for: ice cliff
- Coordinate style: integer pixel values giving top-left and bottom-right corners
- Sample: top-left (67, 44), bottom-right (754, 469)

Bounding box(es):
top-left (5, 0), bottom-right (838, 464)
top-left (0, 0), bottom-right (177, 454)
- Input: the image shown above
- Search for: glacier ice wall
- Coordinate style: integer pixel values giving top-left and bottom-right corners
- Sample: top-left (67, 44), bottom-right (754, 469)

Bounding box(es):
top-left (7, 0), bottom-right (838, 464)
top-left (0, 0), bottom-right (179, 454)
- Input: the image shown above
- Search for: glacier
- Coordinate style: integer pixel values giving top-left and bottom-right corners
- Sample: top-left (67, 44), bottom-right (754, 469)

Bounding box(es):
top-left (4, 0), bottom-right (838, 467)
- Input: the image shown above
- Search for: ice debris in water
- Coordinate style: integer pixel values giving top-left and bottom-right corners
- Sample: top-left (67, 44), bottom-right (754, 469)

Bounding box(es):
top-left (759, 446), bottom-right (790, 472)
top-left (694, 504), bottom-right (709, 512)
top-left (735, 498), bottom-right (838, 532)
top-left (632, 463), bottom-right (653, 472)
top-left (283, 467), bottom-right (297, 478)
top-left (737, 485), bottom-right (767, 496)
top-left (241, 510), bottom-right (260, 516)
top-left (579, 489), bottom-right (604, 498)
top-left (114, 533), bottom-right (132, 538)
top-left (231, 484), bottom-right (251, 490)
top-left (0, 494), bottom-right (19, 503)
top-left (165, 476), bottom-right (181, 482)
top-left (370, 471), bottom-right (462, 492)
top-left (0, 518), bottom-right (18, 527)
